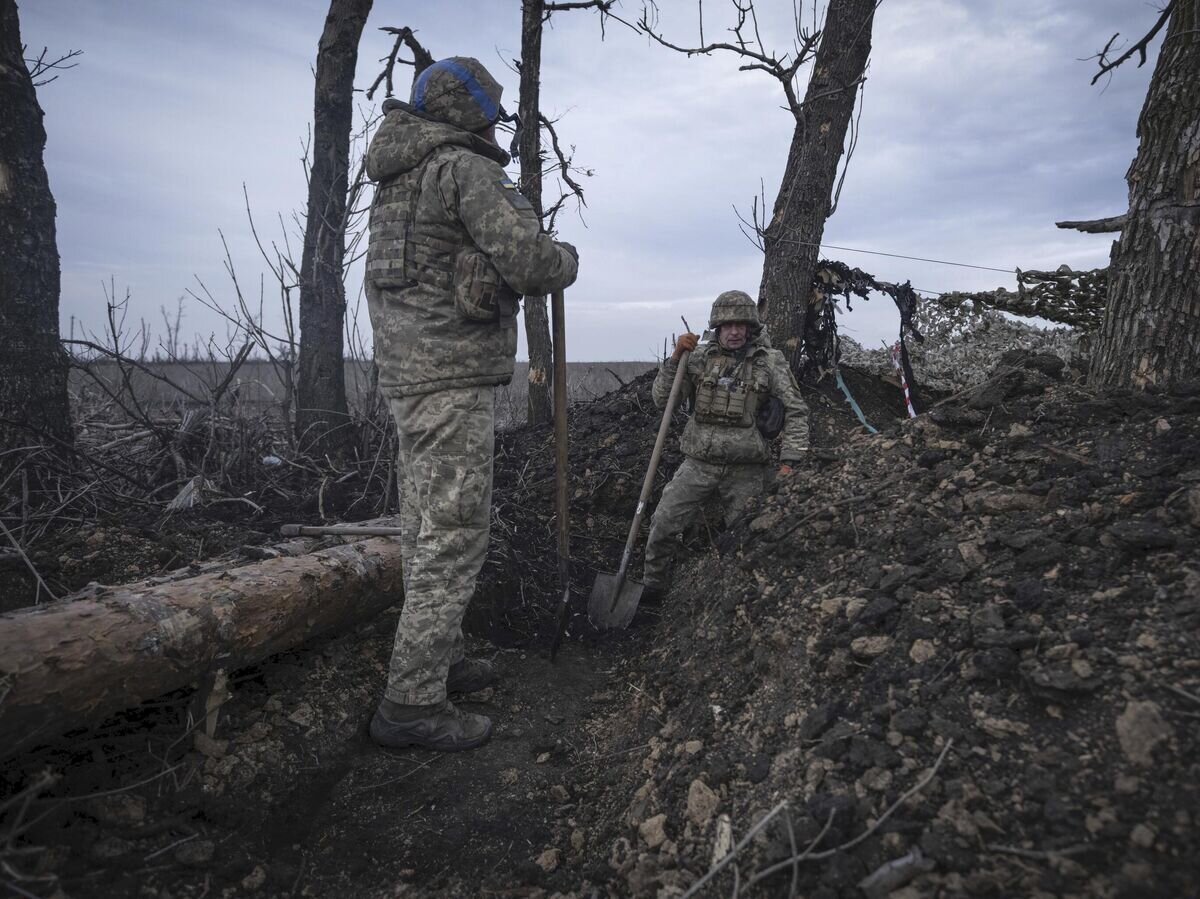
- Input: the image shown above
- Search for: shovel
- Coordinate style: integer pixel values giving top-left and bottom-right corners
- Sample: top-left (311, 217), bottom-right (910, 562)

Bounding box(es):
top-left (587, 349), bottom-right (690, 629)
top-left (547, 289), bottom-right (573, 661)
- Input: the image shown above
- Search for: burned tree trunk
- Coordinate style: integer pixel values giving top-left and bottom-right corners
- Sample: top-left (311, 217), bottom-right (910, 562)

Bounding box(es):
top-left (0, 0), bottom-right (72, 457)
top-left (296, 0), bottom-right (372, 454)
top-left (0, 537), bottom-right (404, 755)
top-left (519, 0), bottom-right (554, 426)
top-left (1090, 3), bottom-right (1200, 390)
top-left (757, 0), bottom-right (875, 371)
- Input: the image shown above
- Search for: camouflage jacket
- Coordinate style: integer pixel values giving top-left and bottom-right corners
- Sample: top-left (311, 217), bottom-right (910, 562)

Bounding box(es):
top-left (365, 102), bottom-right (578, 397)
top-left (653, 332), bottom-right (810, 464)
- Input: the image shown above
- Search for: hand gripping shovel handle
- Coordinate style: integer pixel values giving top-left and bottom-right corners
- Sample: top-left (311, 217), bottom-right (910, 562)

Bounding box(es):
top-left (608, 350), bottom-right (690, 608)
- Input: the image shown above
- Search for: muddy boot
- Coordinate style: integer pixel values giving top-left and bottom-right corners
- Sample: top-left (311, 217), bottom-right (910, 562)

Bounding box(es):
top-left (639, 584), bottom-right (666, 608)
top-left (446, 657), bottom-right (498, 694)
top-left (370, 699), bottom-right (492, 752)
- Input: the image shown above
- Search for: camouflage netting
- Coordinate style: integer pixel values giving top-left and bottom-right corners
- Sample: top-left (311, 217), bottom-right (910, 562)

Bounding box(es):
top-left (813, 261), bottom-right (1092, 395)
top-left (938, 266), bottom-right (1108, 332)
top-left (839, 302), bottom-right (1082, 394)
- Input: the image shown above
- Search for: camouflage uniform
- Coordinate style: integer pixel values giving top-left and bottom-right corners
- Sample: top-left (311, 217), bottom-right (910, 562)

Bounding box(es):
top-left (642, 292), bottom-right (809, 589)
top-left (365, 58), bottom-right (578, 708)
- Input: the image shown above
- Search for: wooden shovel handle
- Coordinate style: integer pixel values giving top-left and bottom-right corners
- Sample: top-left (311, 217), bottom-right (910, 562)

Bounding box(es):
top-left (614, 351), bottom-right (690, 580)
top-left (551, 289), bottom-right (570, 583)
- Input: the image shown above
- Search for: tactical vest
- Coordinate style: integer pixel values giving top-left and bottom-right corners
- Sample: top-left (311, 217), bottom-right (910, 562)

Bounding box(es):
top-left (367, 149), bottom-right (518, 322)
top-left (693, 352), bottom-right (769, 428)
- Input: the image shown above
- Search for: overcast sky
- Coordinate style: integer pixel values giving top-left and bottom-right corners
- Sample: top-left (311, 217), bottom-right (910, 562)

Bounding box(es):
top-left (20, 0), bottom-right (1160, 361)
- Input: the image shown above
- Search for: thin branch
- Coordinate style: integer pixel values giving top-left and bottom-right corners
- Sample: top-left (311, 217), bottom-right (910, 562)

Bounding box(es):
top-left (539, 113), bottom-right (588, 208)
top-left (545, 0), bottom-right (616, 11)
top-left (1090, 0), bottom-right (1177, 85)
top-left (63, 340), bottom-right (207, 406)
top-left (22, 46), bottom-right (82, 87)
top-left (680, 800), bottom-right (790, 899)
top-left (745, 739), bottom-right (955, 889)
top-left (367, 26), bottom-right (435, 100)
top-left (0, 519), bottom-right (58, 602)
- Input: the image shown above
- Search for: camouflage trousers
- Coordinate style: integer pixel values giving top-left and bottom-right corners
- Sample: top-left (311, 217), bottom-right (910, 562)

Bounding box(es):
top-left (384, 385), bottom-right (495, 705)
top-left (642, 458), bottom-right (766, 589)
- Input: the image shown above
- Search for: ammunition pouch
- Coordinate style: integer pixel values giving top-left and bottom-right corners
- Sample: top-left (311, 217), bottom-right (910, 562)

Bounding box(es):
top-left (452, 249), bottom-right (520, 322)
top-left (694, 355), bottom-right (768, 428)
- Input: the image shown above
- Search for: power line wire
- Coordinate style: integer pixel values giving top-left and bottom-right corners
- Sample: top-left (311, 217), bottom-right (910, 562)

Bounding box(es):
top-left (786, 238), bottom-right (1016, 274)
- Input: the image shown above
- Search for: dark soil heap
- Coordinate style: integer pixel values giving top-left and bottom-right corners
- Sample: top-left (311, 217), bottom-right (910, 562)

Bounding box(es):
top-left (3, 353), bottom-right (1197, 899)
top-left (565, 351), bottom-right (1200, 898)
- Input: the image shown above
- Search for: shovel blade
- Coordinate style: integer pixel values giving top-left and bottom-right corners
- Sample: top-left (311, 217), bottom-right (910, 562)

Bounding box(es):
top-left (588, 572), bottom-right (644, 630)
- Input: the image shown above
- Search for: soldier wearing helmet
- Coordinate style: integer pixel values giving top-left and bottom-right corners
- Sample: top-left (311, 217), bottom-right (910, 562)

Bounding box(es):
top-left (364, 58), bottom-right (579, 751)
top-left (641, 291), bottom-right (810, 600)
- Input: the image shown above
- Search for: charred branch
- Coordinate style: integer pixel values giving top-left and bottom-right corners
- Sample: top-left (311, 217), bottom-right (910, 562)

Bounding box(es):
top-left (1090, 0), bottom-right (1177, 85)
top-left (367, 26), bottom-right (435, 100)
top-left (1055, 214), bottom-right (1127, 233)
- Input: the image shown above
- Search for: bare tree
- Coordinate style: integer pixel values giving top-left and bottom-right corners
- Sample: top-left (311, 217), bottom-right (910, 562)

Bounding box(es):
top-left (518, 0), bottom-right (611, 425)
top-left (637, 0), bottom-right (876, 373)
top-left (296, 0), bottom-right (373, 455)
top-left (1087, 0), bottom-right (1200, 390)
top-left (0, 0), bottom-right (73, 458)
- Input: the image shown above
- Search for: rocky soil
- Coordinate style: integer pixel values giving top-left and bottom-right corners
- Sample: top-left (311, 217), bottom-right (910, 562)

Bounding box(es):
top-left (568, 351), bottom-right (1200, 898)
top-left (2, 351), bottom-right (1197, 898)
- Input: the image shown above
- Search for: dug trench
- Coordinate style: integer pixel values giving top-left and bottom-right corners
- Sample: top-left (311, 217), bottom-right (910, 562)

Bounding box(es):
top-left (2, 356), bottom-right (1199, 898)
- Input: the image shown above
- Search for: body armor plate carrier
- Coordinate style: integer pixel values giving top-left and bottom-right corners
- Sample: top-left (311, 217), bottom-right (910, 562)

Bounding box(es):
top-left (368, 151), bottom-right (519, 323)
top-left (694, 354), bottom-right (769, 428)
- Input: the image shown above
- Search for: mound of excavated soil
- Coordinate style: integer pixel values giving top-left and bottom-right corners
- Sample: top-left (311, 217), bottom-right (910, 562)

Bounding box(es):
top-left (565, 352), bottom-right (1200, 898)
top-left (7, 353), bottom-right (1196, 899)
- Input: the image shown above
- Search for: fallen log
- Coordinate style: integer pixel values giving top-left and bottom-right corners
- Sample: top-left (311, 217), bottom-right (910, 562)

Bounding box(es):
top-left (0, 537), bottom-right (404, 757)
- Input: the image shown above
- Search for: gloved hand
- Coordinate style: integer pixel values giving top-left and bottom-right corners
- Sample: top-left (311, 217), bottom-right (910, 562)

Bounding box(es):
top-left (671, 332), bottom-right (699, 360)
top-left (558, 241), bottom-right (579, 264)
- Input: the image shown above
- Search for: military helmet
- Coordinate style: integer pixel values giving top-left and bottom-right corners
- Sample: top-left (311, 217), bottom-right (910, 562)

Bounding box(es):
top-left (708, 290), bottom-right (759, 329)
top-left (411, 57), bottom-right (503, 133)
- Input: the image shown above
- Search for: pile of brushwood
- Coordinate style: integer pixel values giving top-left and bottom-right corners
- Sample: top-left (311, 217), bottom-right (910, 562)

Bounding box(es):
top-left (557, 350), bottom-right (1200, 898)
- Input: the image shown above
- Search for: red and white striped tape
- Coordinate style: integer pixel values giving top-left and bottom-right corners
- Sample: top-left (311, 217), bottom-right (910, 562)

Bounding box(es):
top-left (890, 341), bottom-right (918, 419)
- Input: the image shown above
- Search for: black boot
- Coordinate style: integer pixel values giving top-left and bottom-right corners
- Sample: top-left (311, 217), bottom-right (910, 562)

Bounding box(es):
top-left (370, 699), bottom-right (492, 752)
top-left (447, 657), bottom-right (498, 694)
top-left (639, 584), bottom-right (667, 607)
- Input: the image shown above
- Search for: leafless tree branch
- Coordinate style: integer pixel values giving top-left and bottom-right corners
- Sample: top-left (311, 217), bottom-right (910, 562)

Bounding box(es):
top-left (634, 2), bottom-right (821, 119)
top-left (1089, 0), bottom-right (1176, 85)
top-left (22, 46), bottom-right (82, 87)
top-left (367, 26), bottom-right (435, 100)
top-left (1056, 214), bottom-right (1127, 233)
top-left (545, 0), bottom-right (616, 12)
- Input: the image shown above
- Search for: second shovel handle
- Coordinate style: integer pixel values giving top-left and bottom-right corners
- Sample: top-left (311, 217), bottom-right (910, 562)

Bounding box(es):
top-left (615, 351), bottom-right (690, 580)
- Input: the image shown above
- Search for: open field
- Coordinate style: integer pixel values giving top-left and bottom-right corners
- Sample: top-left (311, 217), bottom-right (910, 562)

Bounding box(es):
top-left (70, 360), bottom-right (657, 430)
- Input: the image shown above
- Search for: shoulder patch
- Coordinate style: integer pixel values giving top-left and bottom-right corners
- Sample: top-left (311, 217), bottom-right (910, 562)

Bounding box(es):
top-left (497, 176), bottom-right (534, 211)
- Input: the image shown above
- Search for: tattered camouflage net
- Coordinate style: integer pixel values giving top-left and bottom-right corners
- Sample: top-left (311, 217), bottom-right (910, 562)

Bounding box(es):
top-left (936, 265), bottom-right (1107, 331)
top-left (808, 260), bottom-right (925, 390)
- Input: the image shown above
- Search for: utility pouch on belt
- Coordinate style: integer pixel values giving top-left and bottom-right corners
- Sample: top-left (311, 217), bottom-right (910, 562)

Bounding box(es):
top-left (452, 249), bottom-right (520, 322)
top-left (756, 395), bottom-right (785, 439)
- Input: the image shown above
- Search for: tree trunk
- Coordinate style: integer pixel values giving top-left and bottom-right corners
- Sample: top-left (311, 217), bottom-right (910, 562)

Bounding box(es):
top-left (0, 537), bottom-right (404, 756)
top-left (519, 0), bottom-right (555, 426)
top-left (0, 0), bottom-right (72, 459)
top-left (296, 0), bottom-right (372, 454)
top-left (1090, 5), bottom-right (1200, 390)
top-left (757, 0), bottom-right (875, 372)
